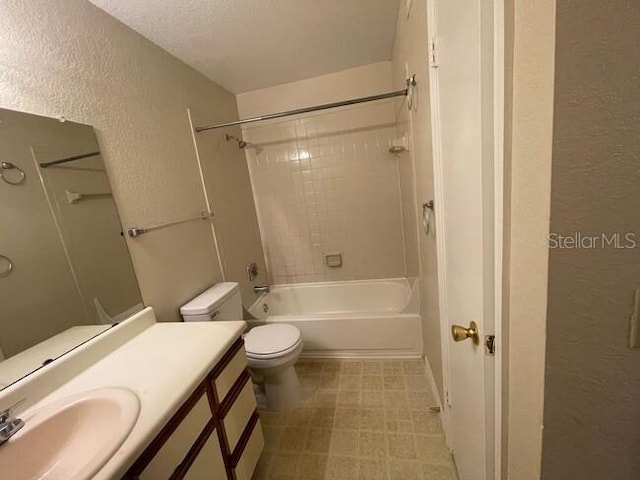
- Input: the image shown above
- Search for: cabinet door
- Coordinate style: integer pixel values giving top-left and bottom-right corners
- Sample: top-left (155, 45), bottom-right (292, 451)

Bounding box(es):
top-left (183, 430), bottom-right (227, 480)
top-left (139, 394), bottom-right (212, 480)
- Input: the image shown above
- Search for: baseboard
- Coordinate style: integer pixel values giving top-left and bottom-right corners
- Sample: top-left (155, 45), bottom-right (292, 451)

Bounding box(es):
top-left (300, 351), bottom-right (423, 359)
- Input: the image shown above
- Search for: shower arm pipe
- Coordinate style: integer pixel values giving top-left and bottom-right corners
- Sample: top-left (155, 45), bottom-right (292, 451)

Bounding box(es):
top-left (195, 75), bottom-right (416, 133)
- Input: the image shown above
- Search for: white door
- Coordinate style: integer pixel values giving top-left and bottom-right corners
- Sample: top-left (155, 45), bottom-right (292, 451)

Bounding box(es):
top-left (428, 0), bottom-right (498, 478)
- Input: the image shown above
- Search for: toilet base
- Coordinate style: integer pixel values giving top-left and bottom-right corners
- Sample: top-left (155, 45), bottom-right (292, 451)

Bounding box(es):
top-left (251, 365), bottom-right (302, 411)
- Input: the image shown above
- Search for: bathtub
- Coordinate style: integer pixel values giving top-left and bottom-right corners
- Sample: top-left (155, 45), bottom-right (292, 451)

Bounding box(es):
top-left (248, 278), bottom-right (422, 357)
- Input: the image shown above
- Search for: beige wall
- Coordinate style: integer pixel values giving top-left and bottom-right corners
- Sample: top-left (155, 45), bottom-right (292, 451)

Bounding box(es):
top-left (541, 1), bottom-right (640, 478)
top-left (189, 110), bottom-right (268, 308)
top-left (506, 0), bottom-right (555, 477)
top-left (237, 63), bottom-right (407, 284)
top-left (391, 0), bottom-right (443, 399)
top-left (0, 0), bottom-right (264, 320)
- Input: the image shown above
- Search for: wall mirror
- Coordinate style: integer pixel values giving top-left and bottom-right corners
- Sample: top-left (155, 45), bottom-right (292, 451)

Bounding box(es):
top-left (0, 108), bottom-right (142, 390)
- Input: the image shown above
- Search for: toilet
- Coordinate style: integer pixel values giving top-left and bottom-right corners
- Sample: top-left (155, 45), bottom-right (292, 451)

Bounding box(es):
top-left (180, 282), bottom-right (303, 411)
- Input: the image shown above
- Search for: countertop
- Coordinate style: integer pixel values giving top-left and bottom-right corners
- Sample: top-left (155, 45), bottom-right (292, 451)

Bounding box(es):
top-left (26, 318), bottom-right (246, 480)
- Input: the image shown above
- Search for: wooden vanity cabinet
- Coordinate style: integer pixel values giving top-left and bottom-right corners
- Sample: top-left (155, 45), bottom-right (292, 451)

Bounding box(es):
top-left (123, 338), bottom-right (264, 480)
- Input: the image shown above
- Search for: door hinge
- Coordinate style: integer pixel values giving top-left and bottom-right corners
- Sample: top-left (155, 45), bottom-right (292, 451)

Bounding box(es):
top-left (429, 38), bottom-right (439, 68)
top-left (445, 388), bottom-right (452, 408)
top-left (485, 335), bottom-right (496, 355)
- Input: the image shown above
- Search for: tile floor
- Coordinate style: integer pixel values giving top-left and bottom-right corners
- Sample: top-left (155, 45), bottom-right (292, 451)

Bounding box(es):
top-left (252, 359), bottom-right (458, 480)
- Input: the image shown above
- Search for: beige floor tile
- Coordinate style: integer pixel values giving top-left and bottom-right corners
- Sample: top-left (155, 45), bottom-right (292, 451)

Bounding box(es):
top-left (318, 373), bottom-right (341, 389)
top-left (383, 374), bottom-right (406, 391)
top-left (412, 410), bottom-right (443, 434)
top-left (326, 455), bottom-right (358, 479)
top-left (388, 433), bottom-right (418, 459)
top-left (262, 425), bottom-right (284, 451)
top-left (342, 360), bottom-right (363, 374)
top-left (359, 408), bottom-right (386, 431)
top-left (382, 360), bottom-right (404, 374)
top-left (385, 408), bottom-right (414, 433)
top-left (363, 375), bottom-right (383, 391)
top-left (362, 360), bottom-right (383, 375)
top-left (300, 374), bottom-right (322, 389)
top-left (408, 391), bottom-right (437, 410)
top-left (279, 426), bottom-right (309, 452)
top-left (402, 359), bottom-right (425, 375)
top-left (388, 458), bottom-right (422, 480)
top-left (337, 390), bottom-right (361, 407)
top-left (362, 390), bottom-right (384, 408)
top-left (383, 390), bottom-right (409, 409)
top-left (405, 374), bottom-right (430, 391)
top-left (305, 428), bottom-right (333, 453)
top-left (330, 429), bottom-right (359, 455)
top-left (358, 457), bottom-right (389, 479)
top-left (311, 407), bottom-right (335, 428)
top-left (296, 453), bottom-right (328, 479)
top-left (414, 435), bottom-right (451, 465)
top-left (260, 410), bottom-right (288, 426)
top-left (334, 407), bottom-right (361, 430)
top-left (421, 464), bottom-right (457, 480)
top-left (313, 390), bottom-right (338, 408)
top-left (358, 431), bottom-right (388, 458)
top-left (284, 407), bottom-right (312, 427)
top-left (255, 359), bottom-right (452, 480)
top-left (322, 360), bottom-right (343, 372)
top-left (270, 452), bottom-right (299, 479)
top-left (340, 374), bottom-right (363, 391)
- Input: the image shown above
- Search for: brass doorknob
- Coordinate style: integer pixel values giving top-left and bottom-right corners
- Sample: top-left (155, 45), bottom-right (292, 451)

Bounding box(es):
top-left (451, 321), bottom-right (479, 345)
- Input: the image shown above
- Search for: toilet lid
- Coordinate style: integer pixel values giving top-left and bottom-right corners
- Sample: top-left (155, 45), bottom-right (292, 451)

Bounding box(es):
top-left (244, 324), bottom-right (301, 356)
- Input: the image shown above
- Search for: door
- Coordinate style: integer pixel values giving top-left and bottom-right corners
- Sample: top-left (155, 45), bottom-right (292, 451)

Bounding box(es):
top-left (427, 0), bottom-right (498, 478)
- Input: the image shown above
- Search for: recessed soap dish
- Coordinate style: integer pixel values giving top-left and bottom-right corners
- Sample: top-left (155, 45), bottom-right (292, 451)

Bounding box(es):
top-left (325, 252), bottom-right (343, 268)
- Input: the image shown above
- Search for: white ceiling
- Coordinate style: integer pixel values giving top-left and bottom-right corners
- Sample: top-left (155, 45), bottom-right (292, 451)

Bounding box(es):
top-left (89, 0), bottom-right (400, 93)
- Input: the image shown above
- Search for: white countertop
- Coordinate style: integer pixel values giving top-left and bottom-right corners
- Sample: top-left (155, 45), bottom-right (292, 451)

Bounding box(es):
top-left (26, 317), bottom-right (246, 480)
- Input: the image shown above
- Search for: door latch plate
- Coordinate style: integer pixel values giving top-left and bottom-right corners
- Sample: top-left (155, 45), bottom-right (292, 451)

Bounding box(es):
top-left (485, 335), bottom-right (496, 355)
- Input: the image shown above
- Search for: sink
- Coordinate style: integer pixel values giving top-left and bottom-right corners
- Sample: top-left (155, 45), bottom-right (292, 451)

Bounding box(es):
top-left (0, 387), bottom-right (140, 480)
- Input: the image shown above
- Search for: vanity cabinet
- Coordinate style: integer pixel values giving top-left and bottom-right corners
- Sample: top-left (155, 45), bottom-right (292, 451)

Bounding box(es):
top-left (124, 338), bottom-right (263, 480)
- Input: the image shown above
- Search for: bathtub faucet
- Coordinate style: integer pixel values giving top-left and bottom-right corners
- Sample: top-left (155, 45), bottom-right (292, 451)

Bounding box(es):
top-left (254, 285), bottom-right (270, 294)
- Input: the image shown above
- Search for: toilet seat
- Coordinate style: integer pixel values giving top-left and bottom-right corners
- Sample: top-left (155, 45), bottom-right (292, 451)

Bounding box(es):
top-left (245, 324), bottom-right (302, 360)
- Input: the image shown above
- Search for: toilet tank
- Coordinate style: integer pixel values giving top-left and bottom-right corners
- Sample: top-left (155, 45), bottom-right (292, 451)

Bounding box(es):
top-left (180, 282), bottom-right (243, 322)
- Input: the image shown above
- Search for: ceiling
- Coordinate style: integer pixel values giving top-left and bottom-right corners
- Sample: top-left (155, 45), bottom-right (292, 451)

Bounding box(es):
top-left (89, 0), bottom-right (400, 93)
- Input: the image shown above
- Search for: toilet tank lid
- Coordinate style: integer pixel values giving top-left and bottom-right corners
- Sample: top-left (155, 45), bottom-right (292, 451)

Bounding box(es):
top-left (180, 282), bottom-right (240, 316)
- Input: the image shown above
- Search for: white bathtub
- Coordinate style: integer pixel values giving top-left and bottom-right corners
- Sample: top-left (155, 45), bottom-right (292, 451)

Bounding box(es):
top-left (248, 278), bottom-right (423, 357)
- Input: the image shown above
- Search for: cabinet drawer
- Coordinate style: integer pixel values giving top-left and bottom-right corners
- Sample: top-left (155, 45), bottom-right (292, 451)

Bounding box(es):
top-left (213, 345), bottom-right (247, 403)
top-left (233, 420), bottom-right (264, 480)
top-left (139, 394), bottom-right (212, 480)
top-left (222, 378), bottom-right (257, 452)
top-left (183, 428), bottom-right (227, 480)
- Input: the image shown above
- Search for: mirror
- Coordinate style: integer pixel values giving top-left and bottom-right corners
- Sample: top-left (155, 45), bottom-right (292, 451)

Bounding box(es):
top-left (0, 108), bottom-right (142, 389)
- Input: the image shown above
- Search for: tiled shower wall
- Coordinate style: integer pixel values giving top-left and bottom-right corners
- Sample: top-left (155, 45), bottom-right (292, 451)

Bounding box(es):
top-left (243, 101), bottom-right (407, 284)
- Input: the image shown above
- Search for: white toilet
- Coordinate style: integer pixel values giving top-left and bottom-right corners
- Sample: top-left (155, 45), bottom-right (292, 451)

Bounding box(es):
top-left (180, 282), bottom-right (303, 411)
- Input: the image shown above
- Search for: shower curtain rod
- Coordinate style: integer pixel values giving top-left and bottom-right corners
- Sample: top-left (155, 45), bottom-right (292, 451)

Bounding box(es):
top-left (195, 75), bottom-right (416, 133)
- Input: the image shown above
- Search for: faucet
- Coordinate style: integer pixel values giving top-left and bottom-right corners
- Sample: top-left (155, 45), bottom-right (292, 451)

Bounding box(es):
top-left (0, 399), bottom-right (25, 445)
top-left (254, 285), bottom-right (270, 294)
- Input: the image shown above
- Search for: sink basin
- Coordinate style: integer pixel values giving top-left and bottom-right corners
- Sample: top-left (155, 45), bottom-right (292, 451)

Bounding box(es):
top-left (0, 387), bottom-right (140, 480)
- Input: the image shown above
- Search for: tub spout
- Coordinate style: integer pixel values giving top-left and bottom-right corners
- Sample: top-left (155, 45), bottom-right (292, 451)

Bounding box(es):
top-left (254, 285), bottom-right (270, 294)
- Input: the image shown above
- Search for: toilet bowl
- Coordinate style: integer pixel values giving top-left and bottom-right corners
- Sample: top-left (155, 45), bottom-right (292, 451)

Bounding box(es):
top-left (180, 282), bottom-right (303, 411)
top-left (244, 324), bottom-right (303, 411)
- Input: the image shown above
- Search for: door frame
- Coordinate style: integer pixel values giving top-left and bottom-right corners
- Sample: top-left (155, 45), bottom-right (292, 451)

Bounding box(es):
top-left (426, 0), bottom-right (505, 477)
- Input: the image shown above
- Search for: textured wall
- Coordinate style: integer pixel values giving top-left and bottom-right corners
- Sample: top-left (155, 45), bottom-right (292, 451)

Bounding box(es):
top-left (541, 1), bottom-right (640, 478)
top-left (238, 63), bottom-right (407, 284)
top-left (0, 0), bottom-right (262, 320)
top-left (390, 0), bottom-right (443, 400)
